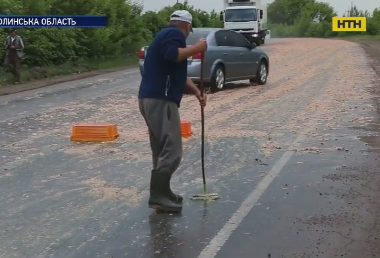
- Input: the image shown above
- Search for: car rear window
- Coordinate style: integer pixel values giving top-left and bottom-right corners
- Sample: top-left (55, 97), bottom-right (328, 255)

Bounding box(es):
top-left (186, 31), bottom-right (210, 45)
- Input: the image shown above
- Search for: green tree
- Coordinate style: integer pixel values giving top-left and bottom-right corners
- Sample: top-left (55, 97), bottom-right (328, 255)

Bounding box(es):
top-left (141, 11), bottom-right (166, 38)
top-left (267, 0), bottom-right (316, 25)
top-left (366, 8), bottom-right (380, 35)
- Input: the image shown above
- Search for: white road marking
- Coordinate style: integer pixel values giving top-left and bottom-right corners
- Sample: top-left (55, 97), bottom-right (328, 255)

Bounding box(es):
top-left (197, 134), bottom-right (306, 258)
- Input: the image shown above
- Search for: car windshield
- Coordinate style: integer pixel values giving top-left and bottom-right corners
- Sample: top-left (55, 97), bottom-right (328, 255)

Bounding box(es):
top-left (186, 31), bottom-right (210, 45)
top-left (225, 8), bottom-right (257, 22)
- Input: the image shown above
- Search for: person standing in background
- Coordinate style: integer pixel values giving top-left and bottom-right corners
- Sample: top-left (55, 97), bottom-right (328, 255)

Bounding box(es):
top-left (4, 29), bottom-right (24, 84)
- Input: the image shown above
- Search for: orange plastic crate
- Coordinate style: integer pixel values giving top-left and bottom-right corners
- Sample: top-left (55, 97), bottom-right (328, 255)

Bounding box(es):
top-left (70, 123), bottom-right (119, 142)
top-left (181, 120), bottom-right (192, 138)
top-left (146, 120), bottom-right (192, 138)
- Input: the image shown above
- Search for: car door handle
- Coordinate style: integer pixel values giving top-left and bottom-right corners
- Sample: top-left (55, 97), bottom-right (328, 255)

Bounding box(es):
top-left (239, 53), bottom-right (243, 55)
top-left (223, 53), bottom-right (228, 55)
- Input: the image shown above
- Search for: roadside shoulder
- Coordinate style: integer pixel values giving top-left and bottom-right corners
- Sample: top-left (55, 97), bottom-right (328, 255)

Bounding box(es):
top-left (0, 65), bottom-right (138, 96)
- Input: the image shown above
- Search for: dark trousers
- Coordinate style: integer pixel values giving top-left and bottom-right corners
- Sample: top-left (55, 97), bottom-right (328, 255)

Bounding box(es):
top-left (7, 51), bottom-right (21, 83)
top-left (139, 98), bottom-right (183, 174)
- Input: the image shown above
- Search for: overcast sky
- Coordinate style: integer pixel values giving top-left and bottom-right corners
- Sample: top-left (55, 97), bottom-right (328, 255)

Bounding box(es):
top-left (141, 0), bottom-right (378, 16)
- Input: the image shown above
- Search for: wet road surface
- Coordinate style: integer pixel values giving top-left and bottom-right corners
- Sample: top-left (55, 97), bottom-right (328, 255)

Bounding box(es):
top-left (1, 38), bottom-right (380, 258)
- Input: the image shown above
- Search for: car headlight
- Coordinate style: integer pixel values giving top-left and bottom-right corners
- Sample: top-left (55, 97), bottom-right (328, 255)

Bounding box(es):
top-left (252, 34), bottom-right (258, 37)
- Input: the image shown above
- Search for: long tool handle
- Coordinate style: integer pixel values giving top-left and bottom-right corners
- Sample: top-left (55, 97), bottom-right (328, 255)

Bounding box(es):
top-left (200, 53), bottom-right (206, 193)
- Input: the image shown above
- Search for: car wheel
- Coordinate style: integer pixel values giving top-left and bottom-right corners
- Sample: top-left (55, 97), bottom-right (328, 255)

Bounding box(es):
top-left (251, 60), bottom-right (268, 85)
top-left (210, 65), bottom-right (225, 92)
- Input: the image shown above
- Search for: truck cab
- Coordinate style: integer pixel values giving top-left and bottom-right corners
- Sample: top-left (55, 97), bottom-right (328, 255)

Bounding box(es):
top-left (220, 0), bottom-right (267, 46)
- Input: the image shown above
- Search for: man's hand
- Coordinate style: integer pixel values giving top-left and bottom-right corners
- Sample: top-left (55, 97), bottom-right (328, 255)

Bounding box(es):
top-left (177, 38), bottom-right (207, 62)
top-left (193, 38), bottom-right (207, 53)
top-left (185, 77), bottom-right (207, 106)
top-left (196, 91), bottom-right (207, 107)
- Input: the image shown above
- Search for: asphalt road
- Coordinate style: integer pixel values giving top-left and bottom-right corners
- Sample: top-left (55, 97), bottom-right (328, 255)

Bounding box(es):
top-left (1, 38), bottom-right (380, 258)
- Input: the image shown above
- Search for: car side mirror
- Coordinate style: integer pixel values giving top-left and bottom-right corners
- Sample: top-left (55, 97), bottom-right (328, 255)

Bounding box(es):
top-left (220, 11), bottom-right (224, 21)
top-left (260, 10), bottom-right (263, 19)
top-left (249, 42), bottom-right (256, 49)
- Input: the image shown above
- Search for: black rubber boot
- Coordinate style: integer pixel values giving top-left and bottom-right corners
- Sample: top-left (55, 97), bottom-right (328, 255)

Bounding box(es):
top-left (167, 174), bottom-right (183, 203)
top-left (151, 170), bottom-right (183, 203)
top-left (149, 171), bottom-right (182, 213)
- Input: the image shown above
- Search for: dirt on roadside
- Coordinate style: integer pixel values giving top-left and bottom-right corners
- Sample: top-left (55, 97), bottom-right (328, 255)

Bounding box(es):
top-left (358, 40), bottom-right (380, 77)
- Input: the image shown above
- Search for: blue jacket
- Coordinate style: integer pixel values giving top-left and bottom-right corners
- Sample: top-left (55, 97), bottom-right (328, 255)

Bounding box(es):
top-left (138, 25), bottom-right (187, 107)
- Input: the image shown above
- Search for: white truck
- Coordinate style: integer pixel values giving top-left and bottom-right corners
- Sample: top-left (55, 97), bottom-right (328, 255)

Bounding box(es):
top-left (220, 0), bottom-right (268, 46)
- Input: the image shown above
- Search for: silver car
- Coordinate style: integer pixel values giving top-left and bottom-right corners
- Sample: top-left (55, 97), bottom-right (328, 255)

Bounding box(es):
top-left (139, 28), bottom-right (269, 92)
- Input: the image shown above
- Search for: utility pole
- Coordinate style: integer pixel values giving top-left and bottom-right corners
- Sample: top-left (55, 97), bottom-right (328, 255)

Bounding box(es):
top-left (350, 1), bottom-right (353, 16)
